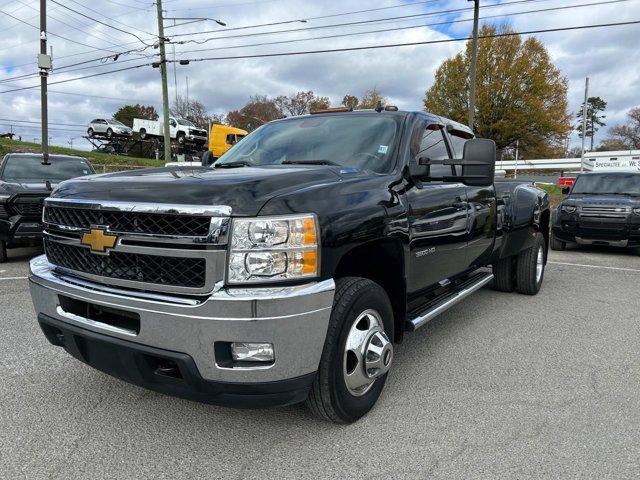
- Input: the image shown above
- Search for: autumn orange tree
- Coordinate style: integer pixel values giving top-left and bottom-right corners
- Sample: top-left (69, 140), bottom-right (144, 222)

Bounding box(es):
top-left (424, 24), bottom-right (572, 158)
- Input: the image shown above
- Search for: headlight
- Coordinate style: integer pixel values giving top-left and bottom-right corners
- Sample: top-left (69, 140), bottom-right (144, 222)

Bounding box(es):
top-left (561, 205), bottom-right (576, 214)
top-left (228, 214), bottom-right (318, 284)
top-left (633, 208), bottom-right (640, 215)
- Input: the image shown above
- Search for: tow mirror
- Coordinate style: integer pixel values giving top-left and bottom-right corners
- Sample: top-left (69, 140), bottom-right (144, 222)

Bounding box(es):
top-left (460, 138), bottom-right (496, 187)
top-left (408, 155), bottom-right (430, 179)
top-left (562, 186), bottom-right (571, 195)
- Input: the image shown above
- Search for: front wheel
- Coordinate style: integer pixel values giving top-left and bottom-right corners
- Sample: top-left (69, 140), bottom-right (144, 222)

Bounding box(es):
top-left (106, 128), bottom-right (113, 139)
top-left (516, 231), bottom-right (546, 295)
top-left (139, 128), bottom-right (147, 140)
top-left (0, 240), bottom-right (7, 263)
top-left (87, 128), bottom-right (94, 138)
top-left (177, 133), bottom-right (186, 145)
top-left (307, 277), bottom-right (394, 423)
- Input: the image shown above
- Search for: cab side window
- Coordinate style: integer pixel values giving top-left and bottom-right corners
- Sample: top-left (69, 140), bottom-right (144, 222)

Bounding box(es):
top-left (418, 128), bottom-right (453, 176)
top-left (449, 132), bottom-right (469, 159)
top-left (448, 130), bottom-right (472, 175)
top-left (226, 134), bottom-right (236, 145)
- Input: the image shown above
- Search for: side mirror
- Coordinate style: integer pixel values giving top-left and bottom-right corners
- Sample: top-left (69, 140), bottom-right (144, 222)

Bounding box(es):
top-left (461, 138), bottom-right (496, 187)
top-left (562, 186), bottom-right (571, 195)
top-left (407, 155), bottom-right (430, 179)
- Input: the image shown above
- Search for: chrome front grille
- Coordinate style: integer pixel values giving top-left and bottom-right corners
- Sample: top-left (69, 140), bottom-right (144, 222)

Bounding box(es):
top-left (44, 239), bottom-right (207, 288)
top-left (42, 199), bottom-right (230, 295)
top-left (44, 206), bottom-right (212, 236)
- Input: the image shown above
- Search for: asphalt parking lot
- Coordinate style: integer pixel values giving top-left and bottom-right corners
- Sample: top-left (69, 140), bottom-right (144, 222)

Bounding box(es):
top-left (1, 246), bottom-right (639, 479)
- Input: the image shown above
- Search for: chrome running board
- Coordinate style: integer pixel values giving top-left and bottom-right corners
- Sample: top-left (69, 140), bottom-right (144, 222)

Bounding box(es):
top-left (406, 272), bottom-right (494, 332)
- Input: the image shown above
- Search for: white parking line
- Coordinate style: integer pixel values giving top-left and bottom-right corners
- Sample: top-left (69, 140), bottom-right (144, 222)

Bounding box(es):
top-left (548, 261), bottom-right (640, 273)
top-left (0, 276), bottom-right (28, 281)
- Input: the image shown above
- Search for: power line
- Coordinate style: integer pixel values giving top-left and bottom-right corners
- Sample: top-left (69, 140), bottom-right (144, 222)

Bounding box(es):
top-left (0, 51), bottom-right (160, 85)
top-left (66, 0), bottom-right (156, 37)
top-left (1, 20), bottom-right (638, 96)
top-left (173, 0), bottom-right (631, 57)
top-left (0, 63), bottom-right (154, 94)
top-left (0, 123), bottom-right (86, 133)
top-left (11, 0), bottom-right (135, 48)
top-left (49, 0), bottom-right (154, 46)
top-left (0, 118), bottom-right (86, 127)
top-left (167, 0), bottom-right (546, 40)
top-left (0, 8), bottom-right (121, 53)
top-left (167, 0), bottom-right (445, 34)
top-left (168, 20), bottom-right (640, 63)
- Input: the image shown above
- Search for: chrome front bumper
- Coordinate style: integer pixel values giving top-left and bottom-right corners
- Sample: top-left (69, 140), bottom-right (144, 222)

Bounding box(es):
top-left (29, 255), bottom-right (334, 383)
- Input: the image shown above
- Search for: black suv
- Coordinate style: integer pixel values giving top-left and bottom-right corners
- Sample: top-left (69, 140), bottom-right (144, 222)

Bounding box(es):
top-left (551, 171), bottom-right (640, 251)
top-left (0, 153), bottom-right (95, 262)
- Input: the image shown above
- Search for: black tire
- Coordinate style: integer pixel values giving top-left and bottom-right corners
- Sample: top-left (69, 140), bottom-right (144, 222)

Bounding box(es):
top-left (87, 128), bottom-right (94, 138)
top-left (106, 128), bottom-right (113, 139)
top-left (177, 133), bottom-right (186, 145)
top-left (550, 232), bottom-right (565, 251)
top-left (492, 256), bottom-right (516, 292)
top-left (0, 240), bottom-right (7, 263)
top-left (306, 277), bottom-right (394, 424)
top-left (515, 232), bottom-right (546, 295)
top-left (139, 128), bottom-right (147, 140)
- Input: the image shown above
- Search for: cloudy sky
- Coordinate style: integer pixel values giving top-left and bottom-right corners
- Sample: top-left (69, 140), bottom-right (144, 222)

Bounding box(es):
top-left (0, 0), bottom-right (639, 151)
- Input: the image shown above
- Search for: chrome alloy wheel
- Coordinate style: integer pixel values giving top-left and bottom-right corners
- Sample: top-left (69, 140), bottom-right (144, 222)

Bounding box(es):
top-left (343, 309), bottom-right (393, 397)
top-left (536, 246), bottom-right (544, 283)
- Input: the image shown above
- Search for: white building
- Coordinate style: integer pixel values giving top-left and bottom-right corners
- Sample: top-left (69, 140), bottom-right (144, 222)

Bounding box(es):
top-left (583, 150), bottom-right (640, 172)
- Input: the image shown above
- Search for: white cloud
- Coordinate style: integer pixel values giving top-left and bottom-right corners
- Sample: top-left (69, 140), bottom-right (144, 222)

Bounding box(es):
top-left (0, 0), bottom-right (638, 149)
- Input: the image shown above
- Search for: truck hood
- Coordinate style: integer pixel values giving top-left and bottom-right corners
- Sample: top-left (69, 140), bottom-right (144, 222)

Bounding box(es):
top-left (51, 166), bottom-right (343, 216)
top-left (0, 181), bottom-right (56, 196)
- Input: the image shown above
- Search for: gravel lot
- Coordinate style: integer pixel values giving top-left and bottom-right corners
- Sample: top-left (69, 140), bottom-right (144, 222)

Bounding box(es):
top-left (1, 245), bottom-right (639, 479)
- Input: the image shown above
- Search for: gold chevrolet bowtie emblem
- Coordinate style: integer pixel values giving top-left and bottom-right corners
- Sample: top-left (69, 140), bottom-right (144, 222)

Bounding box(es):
top-left (81, 227), bottom-right (117, 254)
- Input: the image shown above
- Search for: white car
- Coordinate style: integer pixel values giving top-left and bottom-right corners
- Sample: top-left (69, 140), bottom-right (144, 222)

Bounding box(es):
top-left (87, 119), bottom-right (133, 139)
top-left (132, 116), bottom-right (208, 146)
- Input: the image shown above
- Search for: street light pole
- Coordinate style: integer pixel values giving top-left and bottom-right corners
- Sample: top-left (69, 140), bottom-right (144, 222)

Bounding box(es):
top-left (156, 0), bottom-right (172, 162)
top-left (468, 0), bottom-right (480, 129)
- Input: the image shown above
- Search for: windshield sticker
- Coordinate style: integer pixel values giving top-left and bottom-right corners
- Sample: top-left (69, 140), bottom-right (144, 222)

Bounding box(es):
top-left (378, 145), bottom-right (389, 154)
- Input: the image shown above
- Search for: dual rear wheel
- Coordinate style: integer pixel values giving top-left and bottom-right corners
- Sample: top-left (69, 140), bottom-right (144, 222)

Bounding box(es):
top-left (492, 231), bottom-right (546, 295)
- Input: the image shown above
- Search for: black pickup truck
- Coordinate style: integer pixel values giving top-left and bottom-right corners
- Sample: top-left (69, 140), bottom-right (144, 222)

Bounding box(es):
top-left (552, 171), bottom-right (640, 251)
top-left (29, 109), bottom-right (549, 423)
top-left (0, 153), bottom-right (95, 262)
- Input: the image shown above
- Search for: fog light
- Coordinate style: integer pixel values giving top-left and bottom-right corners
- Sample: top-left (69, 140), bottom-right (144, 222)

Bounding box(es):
top-left (231, 342), bottom-right (274, 362)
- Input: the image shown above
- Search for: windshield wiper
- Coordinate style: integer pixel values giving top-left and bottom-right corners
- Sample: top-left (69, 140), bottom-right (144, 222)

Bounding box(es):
top-left (214, 160), bottom-right (251, 168)
top-left (281, 159), bottom-right (340, 166)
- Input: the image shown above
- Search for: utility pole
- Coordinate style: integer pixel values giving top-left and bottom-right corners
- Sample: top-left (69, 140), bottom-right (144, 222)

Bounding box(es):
top-left (156, 0), bottom-right (172, 162)
top-left (468, 0), bottom-right (480, 129)
top-left (580, 77), bottom-right (589, 173)
top-left (39, 0), bottom-right (52, 165)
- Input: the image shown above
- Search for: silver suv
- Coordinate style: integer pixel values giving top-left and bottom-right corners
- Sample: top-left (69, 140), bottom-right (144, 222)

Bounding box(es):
top-left (87, 119), bottom-right (133, 139)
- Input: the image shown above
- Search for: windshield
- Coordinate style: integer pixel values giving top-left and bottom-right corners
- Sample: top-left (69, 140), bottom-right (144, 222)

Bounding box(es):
top-left (177, 118), bottom-right (195, 127)
top-left (216, 114), bottom-right (400, 173)
top-left (1, 156), bottom-right (93, 183)
top-left (110, 120), bottom-right (126, 126)
top-left (572, 174), bottom-right (640, 195)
